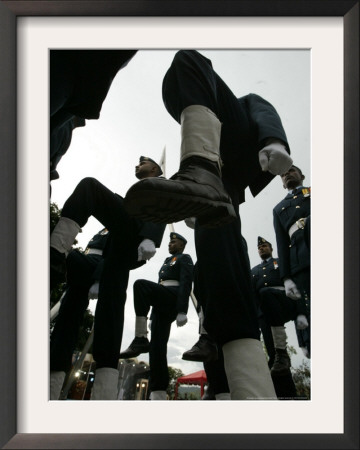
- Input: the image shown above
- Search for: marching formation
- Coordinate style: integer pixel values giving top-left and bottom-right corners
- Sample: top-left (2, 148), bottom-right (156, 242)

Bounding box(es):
top-left (49, 50), bottom-right (310, 401)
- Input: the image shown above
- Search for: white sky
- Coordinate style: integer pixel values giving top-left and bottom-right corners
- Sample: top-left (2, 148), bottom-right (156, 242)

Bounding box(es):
top-left (51, 49), bottom-right (310, 375)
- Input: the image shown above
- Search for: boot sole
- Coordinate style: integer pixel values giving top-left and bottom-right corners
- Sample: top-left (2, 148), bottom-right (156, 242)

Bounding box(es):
top-left (124, 190), bottom-right (236, 228)
top-left (182, 352), bottom-right (218, 363)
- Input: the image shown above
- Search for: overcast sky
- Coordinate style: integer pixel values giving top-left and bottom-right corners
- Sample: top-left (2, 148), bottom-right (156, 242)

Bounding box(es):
top-left (51, 49), bottom-right (310, 375)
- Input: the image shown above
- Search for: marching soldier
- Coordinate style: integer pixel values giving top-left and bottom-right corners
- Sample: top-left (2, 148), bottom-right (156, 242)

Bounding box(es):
top-left (251, 236), bottom-right (301, 399)
top-left (124, 50), bottom-right (293, 399)
top-left (50, 228), bottom-right (109, 399)
top-left (50, 50), bottom-right (137, 181)
top-left (49, 156), bottom-right (166, 399)
top-left (273, 165), bottom-right (311, 357)
top-left (119, 232), bottom-right (194, 400)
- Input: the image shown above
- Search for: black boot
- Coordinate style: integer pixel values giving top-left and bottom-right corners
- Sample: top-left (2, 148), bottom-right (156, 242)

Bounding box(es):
top-left (119, 336), bottom-right (150, 359)
top-left (271, 348), bottom-right (291, 376)
top-left (124, 157), bottom-right (236, 228)
top-left (182, 334), bottom-right (218, 362)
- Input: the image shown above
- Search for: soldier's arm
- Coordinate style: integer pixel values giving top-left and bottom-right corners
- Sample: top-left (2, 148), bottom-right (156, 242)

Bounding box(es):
top-left (176, 254), bottom-right (194, 314)
top-left (273, 207), bottom-right (292, 280)
top-left (246, 93), bottom-right (289, 151)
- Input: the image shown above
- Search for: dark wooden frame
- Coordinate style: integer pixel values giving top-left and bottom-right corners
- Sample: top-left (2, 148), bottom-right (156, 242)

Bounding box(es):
top-left (0, 1), bottom-right (358, 448)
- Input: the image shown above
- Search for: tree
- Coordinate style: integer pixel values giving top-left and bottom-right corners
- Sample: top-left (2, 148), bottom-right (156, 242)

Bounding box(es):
top-left (291, 360), bottom-right (311, 399)
top-left (167, 366), bottom-right (184, 399)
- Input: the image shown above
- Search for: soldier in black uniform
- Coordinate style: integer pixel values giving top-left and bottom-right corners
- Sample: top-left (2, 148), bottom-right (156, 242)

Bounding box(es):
top-left (49, 156), bottom-right (166, 399)
top-left (252, 236), bottom-right (302, 399)
top-left (50, 50), bottom-right (137, 181)
top-left (124, 50), bottom-right (295, 399)
top-left (119, 232), bottom-right (194, 400)
top-left (273, 165), bottom-right (311, 357)
top-left (50, 228), bottom-right (109, 399)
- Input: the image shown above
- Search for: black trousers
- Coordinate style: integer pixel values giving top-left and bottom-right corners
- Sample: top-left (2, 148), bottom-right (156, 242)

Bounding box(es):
top-left (50, 250), bottom-right (101, 372)
top-left (60, 178), bottom-right (142, 369)
top-left (258, 287), bottom-right (298, 326)
top-left (203, 349), bottom-right (230, 395)
top-left (133, 279), bottom-right (177, 392)
top-left (50, 50), bottom-right (137, 176)
top-left (162, 50), bottom-right (260, 346)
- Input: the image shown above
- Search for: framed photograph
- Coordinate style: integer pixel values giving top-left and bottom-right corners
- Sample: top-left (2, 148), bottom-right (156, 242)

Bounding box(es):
top-left (0, 1), bottom-right (358, 449)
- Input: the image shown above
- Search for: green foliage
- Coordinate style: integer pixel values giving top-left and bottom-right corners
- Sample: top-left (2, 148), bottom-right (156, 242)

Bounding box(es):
top-left (291, 360), bottom-right (311, 399)
top-left (167, 366), bottom-right (184, 399)
top-left (50, 202), bottom-right (61, 233)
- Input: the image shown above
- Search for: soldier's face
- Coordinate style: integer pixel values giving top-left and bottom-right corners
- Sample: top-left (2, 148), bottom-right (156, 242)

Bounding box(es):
top-left (281, 166), bottom-right (304, 189)
top-left (168, 239), bottom-right (184, 254)
top-left (135, 161), bottom-right (158, 180)
top-left (258, 243), bottom-right (272, 259)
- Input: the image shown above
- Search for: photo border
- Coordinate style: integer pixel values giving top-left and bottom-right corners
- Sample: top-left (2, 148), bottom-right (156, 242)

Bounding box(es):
top-left (0, 1), bottom-right (358, 448)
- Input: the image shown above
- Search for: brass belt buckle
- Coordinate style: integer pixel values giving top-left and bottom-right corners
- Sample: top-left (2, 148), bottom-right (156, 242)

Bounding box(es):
top-left (296, 218), bottom-right (305, 229)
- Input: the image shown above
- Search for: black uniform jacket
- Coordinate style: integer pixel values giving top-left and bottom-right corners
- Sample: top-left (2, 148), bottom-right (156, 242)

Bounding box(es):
top-left (85, 228), bottom-right (109, 281)
top-left (158, 252), bottom-right (194, 315)
top-left (251, 257), bottom-right (282, 293)
top-left (221, 93), bottom-right (290, 205)
top-left (273, 186), bottom-right (311, 279)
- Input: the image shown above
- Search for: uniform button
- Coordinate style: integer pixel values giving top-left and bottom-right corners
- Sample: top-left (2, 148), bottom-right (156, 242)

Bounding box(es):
top-left (296, 205), bottom-right (300, 208)
top-left (263, 274), bottom-right (267, 277)
top-left (293, 195), bottom-right (297, 199)
top-left (289, 245), bottom-right (292, 248)
top-left (265, 283), bottom-right (268, 286)
top-left (161, 271), bottom-right (164, 273)
top-left (282, 207), bottom-right (285, 210)
top-left (262, 267), bottom-right (266, 270)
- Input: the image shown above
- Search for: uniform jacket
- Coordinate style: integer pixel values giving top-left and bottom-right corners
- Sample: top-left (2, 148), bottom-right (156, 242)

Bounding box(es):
top-left (84, 228), bottom-right (109, 281)
top-left (273, 186), bottom-right (311, 279)
top-left (220, 92), bottom-right (290, 204)
top-left (158, 252), bottom-right (194, 314)
top-left (251, 257), bottom-right (283, 293)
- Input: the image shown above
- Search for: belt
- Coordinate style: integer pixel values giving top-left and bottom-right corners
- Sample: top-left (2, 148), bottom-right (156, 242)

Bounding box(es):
top-left (288, 217), bottom-right (307, 239)
top-left (159, 280), bottom-right (180, 287)
top-left (85, 248), bottom-right (103, 256)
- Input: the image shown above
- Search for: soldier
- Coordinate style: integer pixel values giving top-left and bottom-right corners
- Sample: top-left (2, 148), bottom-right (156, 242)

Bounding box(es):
top-left (49, 156), bottom-right (166, 399)
top-left (273, 165), bottom-right (311, 357)
top-left (50, 50), bottom-right (137, 181)
top-left (124, 50), bottom-right (293, 399)
top-left (251, 236), bottom-right (303, 399)
top-left (119, 232), bottom-right (194, 400)
top-left (50, 228), bottom-right (109, 399)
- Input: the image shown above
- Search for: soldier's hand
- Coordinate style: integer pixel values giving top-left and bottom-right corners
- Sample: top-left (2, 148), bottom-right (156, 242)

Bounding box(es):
top-left (284, 278), bottom-right (302, 300)
top-left (88, 282), bottom-right (99, 300)
top-left (258, 141), bottom-right (293, 175)
top-left (296, 314), bottom-right (309, 330)
top-left (137, 239), bottom-right (156, 261)
top-left (176, 313), bottom-right (188, 327)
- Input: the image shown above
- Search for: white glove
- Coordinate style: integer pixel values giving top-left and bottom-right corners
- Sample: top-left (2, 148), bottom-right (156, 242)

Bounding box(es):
top-left (137, 239), bottom-right (156, 261)
top-left (88, 282), bottom-right (99, 300)
top-left (184, 217), bottom-right (196, 229)
top-left (296, 314), bottom-right (309, 330)
top-left (176, 313), bottom-right (188, 327)
top-left (258, 141), bottom-right (293, 175)
top-left (284, 278), bottom-right (302, 300)
top-left (148, 320), bottom-right (152, 331)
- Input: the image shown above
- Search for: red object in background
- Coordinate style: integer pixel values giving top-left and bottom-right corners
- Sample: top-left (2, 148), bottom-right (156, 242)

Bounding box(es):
top-left (174, 370), bottom-right (208, 399)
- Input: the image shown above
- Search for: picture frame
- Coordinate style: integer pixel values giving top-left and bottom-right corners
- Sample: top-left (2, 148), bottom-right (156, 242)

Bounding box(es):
top-left (0, 1), bottom-right (358, 448)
